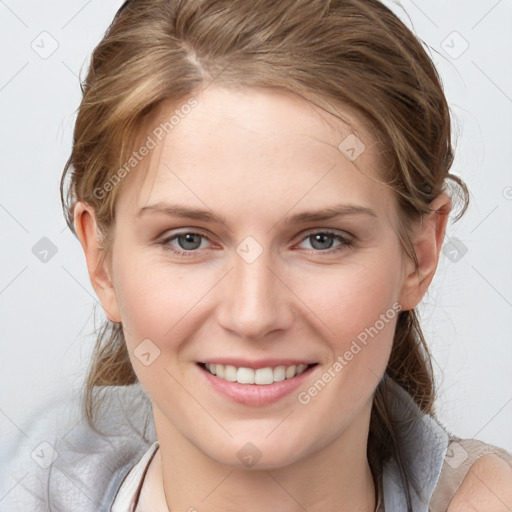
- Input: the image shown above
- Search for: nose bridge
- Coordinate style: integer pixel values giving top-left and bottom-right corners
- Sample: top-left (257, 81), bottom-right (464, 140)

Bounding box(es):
top-left (217, 240), bottom-right (291, 339)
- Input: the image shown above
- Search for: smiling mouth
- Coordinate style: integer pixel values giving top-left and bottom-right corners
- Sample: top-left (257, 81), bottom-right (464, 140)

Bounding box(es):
top-left (198, 362), bottom-right (318, 385)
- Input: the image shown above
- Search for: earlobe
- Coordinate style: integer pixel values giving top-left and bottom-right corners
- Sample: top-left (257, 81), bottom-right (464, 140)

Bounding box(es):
top-left (73, 202), bottom-right (122, 323)
top-left (399, 193), bottom-right (452, 310)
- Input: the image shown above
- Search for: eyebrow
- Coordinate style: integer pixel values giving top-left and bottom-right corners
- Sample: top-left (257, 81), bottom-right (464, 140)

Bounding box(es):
top-left (281, 204), bottom-right (377, 224)
top-left (138, 203), bottom-right (377, 225)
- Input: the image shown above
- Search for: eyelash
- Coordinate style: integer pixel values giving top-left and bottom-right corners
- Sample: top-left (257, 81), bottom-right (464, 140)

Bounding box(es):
top-left (158, 229), bottom-right (353, 258)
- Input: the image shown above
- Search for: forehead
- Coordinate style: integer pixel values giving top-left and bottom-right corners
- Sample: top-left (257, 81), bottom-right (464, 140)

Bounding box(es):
top-left (115, 86), bottom-right (397, 224)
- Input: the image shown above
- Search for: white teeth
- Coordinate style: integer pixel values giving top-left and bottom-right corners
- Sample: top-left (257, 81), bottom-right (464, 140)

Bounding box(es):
top-left (224, 365), bottom-right (237, 382)
top-left (255, 367), bottom-right (274, 385)
top-left (273, 365), bottom-right (286, 382)
top-left (296, 364), bottom-right (308, 375)
top-left (237, 367), bottom-right (255, 384)
top-left (215, 364), bottom-right (225, 379)
top-left (203, 362), bottom-right (312, 385)
top-left (285, 365), bottom-right (296, 379)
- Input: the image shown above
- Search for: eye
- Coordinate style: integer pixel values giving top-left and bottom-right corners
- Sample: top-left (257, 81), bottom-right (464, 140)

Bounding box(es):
top-left (159, 231), bottom-right (212, 256)
top-left (158, 229), bottom-right (353, 258)
top-left (296, 230), bottom-right (353, 253)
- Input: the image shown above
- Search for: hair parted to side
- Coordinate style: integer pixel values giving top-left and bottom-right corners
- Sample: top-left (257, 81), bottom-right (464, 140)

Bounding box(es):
top-left (61, 0), bottom-right (469, 505)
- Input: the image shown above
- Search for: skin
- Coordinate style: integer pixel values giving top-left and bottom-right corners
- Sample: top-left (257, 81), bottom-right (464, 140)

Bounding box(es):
top-left (75, 86), bottom-right (454, 511)
top-left (447, 455), bottom-right (512, 511)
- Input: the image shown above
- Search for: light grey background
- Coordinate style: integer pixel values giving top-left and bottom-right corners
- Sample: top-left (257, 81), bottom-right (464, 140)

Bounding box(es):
top-left (1, 0), bottom-right (511, 460)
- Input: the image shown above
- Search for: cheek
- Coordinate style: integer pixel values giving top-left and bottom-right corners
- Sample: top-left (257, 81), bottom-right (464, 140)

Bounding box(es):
top-left (325, 270), bottom-right (397, 325)
top-left (298, 254), bottom-right (403, 347)
top-left (291, 264), bottom-right (402, 426)
top-left (110, 256), bottom-right (200, 396)
top-left (114, 263), bottom-right (190, 340)
top-left (290, 253), bottom-right (404, 415)
top-left (111, 248), bottom-right (218, 362)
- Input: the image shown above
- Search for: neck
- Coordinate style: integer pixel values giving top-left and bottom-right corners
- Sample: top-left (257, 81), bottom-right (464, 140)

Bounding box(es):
top-left (152, 405), bottom-right (377, 512)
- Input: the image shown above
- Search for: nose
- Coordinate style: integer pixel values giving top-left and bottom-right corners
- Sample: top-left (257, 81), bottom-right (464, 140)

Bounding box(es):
top-left (216, 246), bottom-right (294, 340)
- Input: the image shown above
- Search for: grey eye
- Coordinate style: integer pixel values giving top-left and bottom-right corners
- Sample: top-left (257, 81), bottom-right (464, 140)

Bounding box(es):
top-left (308, 233), bottom-right (336, 250)
top-left (176, 233), bottom-right (203, 250)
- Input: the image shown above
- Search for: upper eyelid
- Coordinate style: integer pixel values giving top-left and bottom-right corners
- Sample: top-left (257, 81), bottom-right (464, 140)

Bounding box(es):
top-left (295, 229), bottom-right (351, 241)
top-left (161, 228), bottom-right (353, 248)
top-left (161, 230), bottom-right (218, 249)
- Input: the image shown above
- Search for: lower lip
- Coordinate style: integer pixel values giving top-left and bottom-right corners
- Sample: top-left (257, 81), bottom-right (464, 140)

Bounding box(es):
top-left (198, 364), bottom-right (317, 406)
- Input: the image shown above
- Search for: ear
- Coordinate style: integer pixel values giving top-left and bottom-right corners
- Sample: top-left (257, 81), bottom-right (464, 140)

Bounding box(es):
top-left (73, 202), bottom-right (121, 323)
top-left (398, 192), bottom-right (452, 310)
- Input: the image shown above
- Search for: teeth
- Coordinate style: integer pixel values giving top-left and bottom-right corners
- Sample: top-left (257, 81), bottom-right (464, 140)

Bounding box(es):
top-left (285, 365), bottom-right (296, 379)
top-left (255, 367), bottom-right (274, 385)
top-left (273, 365), bottom-right (286, 382)
top-left (203, 363), bottom-right (311, 385)
top-left (225, 365), bottom-right (237, 382)
top-left (237, 367), bottom-right (255, 384)
top-left (296, 364), bottom-right (308, 375)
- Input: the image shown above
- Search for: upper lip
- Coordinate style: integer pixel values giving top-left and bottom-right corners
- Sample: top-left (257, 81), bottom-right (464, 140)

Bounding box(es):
top-left (199, 359), bottom-right (317, 370)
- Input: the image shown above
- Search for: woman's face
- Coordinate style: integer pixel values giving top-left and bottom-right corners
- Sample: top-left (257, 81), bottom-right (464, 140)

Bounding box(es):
top-left (102, 86), bottom-right (417, 468)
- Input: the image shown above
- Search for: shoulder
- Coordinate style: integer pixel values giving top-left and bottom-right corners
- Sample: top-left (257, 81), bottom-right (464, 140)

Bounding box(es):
top-left (0, 384), bottom-right (155, 511)
top-left (447, 453), bottom-right (512, 511)
top-left (0, 390), bottom-right (78, 509)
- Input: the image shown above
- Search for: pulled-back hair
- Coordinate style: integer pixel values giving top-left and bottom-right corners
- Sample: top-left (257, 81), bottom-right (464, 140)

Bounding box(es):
top-left (60, 0), bottom-right (469, 506)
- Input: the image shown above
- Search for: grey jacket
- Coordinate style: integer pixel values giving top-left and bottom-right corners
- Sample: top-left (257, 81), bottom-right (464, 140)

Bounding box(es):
top-left (0, 375), bottom-right (479, 511)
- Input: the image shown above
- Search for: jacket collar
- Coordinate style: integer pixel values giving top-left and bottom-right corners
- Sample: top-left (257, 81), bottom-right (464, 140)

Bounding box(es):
top-left (380, 375), bottom-right (450, 511)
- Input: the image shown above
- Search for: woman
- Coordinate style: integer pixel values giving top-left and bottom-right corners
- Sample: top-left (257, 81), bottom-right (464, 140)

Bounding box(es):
top-left (5, 0), bottom-right (512, 510)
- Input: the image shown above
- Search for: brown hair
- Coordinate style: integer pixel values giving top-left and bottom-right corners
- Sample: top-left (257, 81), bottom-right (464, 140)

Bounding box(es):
top-left (60, 0), bottom-right (469, 505)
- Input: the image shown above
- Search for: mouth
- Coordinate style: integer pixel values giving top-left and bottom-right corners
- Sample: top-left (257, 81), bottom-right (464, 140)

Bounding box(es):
top-left (197, 362), bottom-right (318, 385)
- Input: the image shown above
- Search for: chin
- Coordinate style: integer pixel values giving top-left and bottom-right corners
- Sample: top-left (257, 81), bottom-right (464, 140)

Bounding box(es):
top-left (199, 433), bottom-right (315, 472)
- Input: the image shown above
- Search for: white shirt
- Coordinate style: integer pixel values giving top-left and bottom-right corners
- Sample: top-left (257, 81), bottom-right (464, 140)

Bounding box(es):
top-left (112, 442), bottom-right (168, 512)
